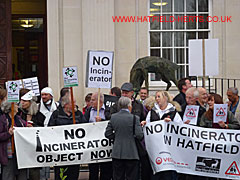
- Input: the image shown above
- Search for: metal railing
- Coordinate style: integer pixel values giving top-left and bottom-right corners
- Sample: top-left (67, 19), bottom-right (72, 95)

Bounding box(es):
top-left (192, 77), bottom-right (240, 97)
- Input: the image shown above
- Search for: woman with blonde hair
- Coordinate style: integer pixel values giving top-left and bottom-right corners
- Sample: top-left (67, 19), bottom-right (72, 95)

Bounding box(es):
top-left (142, 91), bottom-right (182, 180)
top-left (144, 91), bottom-right (182, 124)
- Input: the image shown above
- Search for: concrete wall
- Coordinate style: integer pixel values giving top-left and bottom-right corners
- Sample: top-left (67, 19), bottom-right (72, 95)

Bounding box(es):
top-left (47, 0), bottom-right (148, 107)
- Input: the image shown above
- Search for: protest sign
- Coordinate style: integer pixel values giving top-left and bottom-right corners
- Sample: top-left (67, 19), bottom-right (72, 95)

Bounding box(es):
top-left (144, 121), bottom-right (240, 179)
top-left (183, 105), bottom-right (200, 125)
top-left (213, 104), bottom-right (228, 123)
top-left (5, 77), bottom-right (40, 96)
top-left (85, 50), bottom-right (114, 89)
top-left (7, 80), bottom-right (20, 102)
top-left (63, 66), bottom-right (79, 123)
top-left (21, 77), bottom-right (40, 96)
top-left (63, 66), bottom-right (79, 87)
top-left (104, 94), bottom-right (119, 108)
top-left (14, 121), bottom-right (112, 169)
top-left (189, 39), bottom-right (219, 76)
top-left (189, 39), bottom-right (218, 87)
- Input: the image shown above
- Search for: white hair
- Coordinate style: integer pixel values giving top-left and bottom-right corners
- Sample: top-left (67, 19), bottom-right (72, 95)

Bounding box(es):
top-left (228, 87), bottom-right (238, 95)
top-left (118, 97), bottom-right (132, 109)
top-left (186, 87), bottom-right (199, 98)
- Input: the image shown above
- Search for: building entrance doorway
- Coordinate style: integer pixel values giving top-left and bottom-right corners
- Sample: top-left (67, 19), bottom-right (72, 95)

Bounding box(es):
top-left (11, 0), bottom-right (47, 89)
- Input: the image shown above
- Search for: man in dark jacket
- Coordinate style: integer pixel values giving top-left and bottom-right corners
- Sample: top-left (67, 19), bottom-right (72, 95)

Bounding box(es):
top-left (110, 82), bottom-right (146, 121)
top-left (48, 93), bottom-right (86, 180)
top-left (173, 78), bottom-right (192, 106)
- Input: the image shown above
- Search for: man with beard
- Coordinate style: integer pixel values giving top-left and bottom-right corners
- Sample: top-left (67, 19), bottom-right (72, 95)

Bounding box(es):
top-left (39, 87), bottom-right (58, 180)
top-left (40, 87), bottom-right (58, 127)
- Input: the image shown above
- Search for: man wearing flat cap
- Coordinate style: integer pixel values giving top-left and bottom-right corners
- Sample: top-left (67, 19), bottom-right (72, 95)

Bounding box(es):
top-left (110, 82), bottom-right (145, 122)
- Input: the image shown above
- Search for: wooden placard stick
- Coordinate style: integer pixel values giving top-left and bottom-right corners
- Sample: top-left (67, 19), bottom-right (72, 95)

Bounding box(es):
top-left (70, 87), bottom-right (76, 124)
top-left (97, 88), bottom-right (100, 116)
top-left (11, 102), bottom-right (15, 152)
top-left (21, 79), bottom-right (24, 88)
top-left (202, 39), bottom-right (206, 88)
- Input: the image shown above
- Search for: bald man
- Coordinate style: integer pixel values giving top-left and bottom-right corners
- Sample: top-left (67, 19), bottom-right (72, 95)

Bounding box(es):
top-left (197, 87), bottom-right (208, 109)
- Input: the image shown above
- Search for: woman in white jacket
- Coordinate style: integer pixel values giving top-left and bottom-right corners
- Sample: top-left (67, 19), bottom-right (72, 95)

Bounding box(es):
top-left (142, 91), bottom-right (182, 180)
top-left (143, 91), bottom-right (182, 124)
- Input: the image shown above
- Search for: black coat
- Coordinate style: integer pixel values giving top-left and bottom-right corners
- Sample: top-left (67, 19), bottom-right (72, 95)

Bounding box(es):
top-left (48, 105), bottom-right (87, 126)
top-left (17, 108), bottom-right (45, 127)
top-left (173, 92), bottom-right (186, 106)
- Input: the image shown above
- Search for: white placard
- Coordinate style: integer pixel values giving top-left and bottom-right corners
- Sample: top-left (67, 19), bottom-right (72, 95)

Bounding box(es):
top-left (183, 105), bottom-right (199, 125)
top-left (21, 77), bottom-right (40, 96)
top-left (213, 104), bottom-right (228, 123)
top-left (63, 66), bottom-right (79, 87)
top-left (5, 77), bottom-right (40, 96)
top-left (7, 80), bottom-right (20, 102)
top-left (189, 39), bottom-right (219, 76)
top-left (14, 121), bottom-right (112, 169)
top-left (144, 121), bottom-right (240, 179)
top-left (86, 50), bottom-right (114, 89)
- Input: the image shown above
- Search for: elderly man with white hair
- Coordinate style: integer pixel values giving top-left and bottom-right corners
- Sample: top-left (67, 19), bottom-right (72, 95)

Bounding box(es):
top-left (179, 87), bottom-right (206, 126)
top-left (39, 87), bottom-right (58, 127)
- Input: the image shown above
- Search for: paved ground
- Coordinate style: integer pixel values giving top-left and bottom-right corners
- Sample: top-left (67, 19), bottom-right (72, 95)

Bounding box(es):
top-left (49, 171), bottom-right (89, 180)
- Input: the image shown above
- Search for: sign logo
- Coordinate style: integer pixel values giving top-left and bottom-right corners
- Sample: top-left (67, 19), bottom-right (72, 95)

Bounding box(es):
top-left (9, 82), bottom-right (18, 92)
top-left (225, 161), bottom-right (240, 176)
top-left (156, 157), bottom-right (162, 165)
top-left (65, 68), bottom-right (75, 77)
top-left (186, 108), bottom-right (196, 117)
top-left (216, 107), bottom-right (226, 116)
top-left (195, 156), bottom-right (221, 174)
top-left (36, 130), bottom-right (43, 152)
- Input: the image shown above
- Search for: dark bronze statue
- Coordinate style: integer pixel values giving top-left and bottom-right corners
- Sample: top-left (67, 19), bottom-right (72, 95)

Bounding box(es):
top-left (130, 56), bottom-right (179, 92)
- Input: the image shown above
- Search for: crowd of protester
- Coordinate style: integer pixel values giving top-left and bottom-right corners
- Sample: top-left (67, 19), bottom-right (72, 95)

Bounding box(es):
top-left (0, 77), bottom-right (240, 180)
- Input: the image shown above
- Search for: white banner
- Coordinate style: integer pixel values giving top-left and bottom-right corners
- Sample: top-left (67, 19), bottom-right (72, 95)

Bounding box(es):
top-left (14, 121), bottom-right (112, 169)
top-left (144, 121), bottom-right (240, 179)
